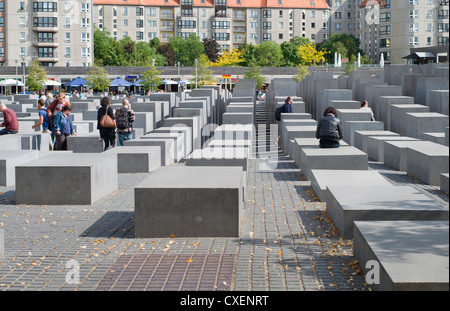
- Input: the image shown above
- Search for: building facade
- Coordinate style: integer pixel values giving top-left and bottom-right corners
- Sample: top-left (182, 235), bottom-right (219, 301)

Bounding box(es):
top-left (93, 0), bottom-right (332, 51)
top-left (0, 0), bottom-right (94, 67)
top-left (328, 0), bottom-right (449, 64)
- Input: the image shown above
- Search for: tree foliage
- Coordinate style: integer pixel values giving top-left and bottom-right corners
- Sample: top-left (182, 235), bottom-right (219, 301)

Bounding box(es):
top-left (318, 34), bottom-right (363, 64)
top-left (203, 38), bottom-right (219, 63)
top-left (293, 65), bottom-right (310, 83)
top-left (210, 48), bottom-right (244, 67)
top-left (26, 59), bottom-right (47, 92)
top-left (85, 65), bottom-right (110, 92)
top-left (298, 43), bottom-right (328, 65)
top-left (193, 54), bottom-right (216, 88)
top-left (170, 34), bottom-right (205, 66)
top-left (244, 66), bottom-right (266, 89)
top-left (140, 66), bottom-right (162, 91)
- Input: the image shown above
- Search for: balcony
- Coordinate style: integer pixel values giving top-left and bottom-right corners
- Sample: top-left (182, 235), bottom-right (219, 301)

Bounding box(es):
top-left (177, 12), bottom-right (196, 19)
top-left (160, 25), bottom-right (174, 31)
top-left (161, 13), bottom-right (174, 19)
top-left (32, 36), bottom-right (59, 47)
top-left (34, 52), bottom-right (59, 63)
top-left (233, 14), bottom-right (246, 21)
top-left (233, 26), bottom-right (246, 32)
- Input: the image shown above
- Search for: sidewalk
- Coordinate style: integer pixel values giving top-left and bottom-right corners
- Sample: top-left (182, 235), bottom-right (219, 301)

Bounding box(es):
top-left (0, 143), bottom-right (447, 291)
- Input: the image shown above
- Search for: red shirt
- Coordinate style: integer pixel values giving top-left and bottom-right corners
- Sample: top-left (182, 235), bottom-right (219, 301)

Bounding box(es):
top-left (47, 99), bottom-right (71, 116)
top-left (1, 108), bottom-right (19, 132)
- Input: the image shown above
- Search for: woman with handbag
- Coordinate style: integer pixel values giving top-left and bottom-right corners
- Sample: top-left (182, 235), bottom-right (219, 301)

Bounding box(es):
top-left (97, 96), bottom-right (116, 151)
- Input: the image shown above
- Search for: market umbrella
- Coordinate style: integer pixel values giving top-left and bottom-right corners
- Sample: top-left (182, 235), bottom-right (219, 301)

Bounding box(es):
top-left (66, 77), bottom-right (87, 87)
top-left (178, 80), bottom-right (191, 85)
top-left (161, 79), bottom-right (177, 85)
top-left (110, 77), bottom-right (132, 87)
top-left (0, 79), bottom-right (24, 86)
top-left (44, 79), bottom-right (61, 86)
top-left (133, 79), bottom-right (144, 86)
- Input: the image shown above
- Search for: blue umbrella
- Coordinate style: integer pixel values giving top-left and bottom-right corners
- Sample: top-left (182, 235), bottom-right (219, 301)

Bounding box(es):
top-left (66, 77), bottom-right (87, 87)
top-left (133, 79), bottom-right (144, 86)
top-left (110, 77), bottom-right (132, 87)
top-left (178, 80), bottom-right (191, 85)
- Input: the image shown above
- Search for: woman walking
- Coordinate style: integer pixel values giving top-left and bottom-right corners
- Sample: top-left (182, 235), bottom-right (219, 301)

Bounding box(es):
top-left (97, 96), bottom-right (116, 151)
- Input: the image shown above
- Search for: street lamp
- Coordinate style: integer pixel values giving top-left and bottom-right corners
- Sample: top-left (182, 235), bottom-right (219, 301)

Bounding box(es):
top-left (22, 56), bottom-right (26, 94)
top-left (152, 59), bottom-right (155, 67)
top-left (15, 59), bottom-right (18, 94)
top-left (177, 61), bottom-right (180, 92)
top-left (194, 59), bottom-right (198, 89)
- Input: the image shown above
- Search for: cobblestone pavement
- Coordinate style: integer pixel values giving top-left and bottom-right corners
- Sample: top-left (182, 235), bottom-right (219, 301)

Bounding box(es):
top-left (0, 142), bottom-right (447, 292)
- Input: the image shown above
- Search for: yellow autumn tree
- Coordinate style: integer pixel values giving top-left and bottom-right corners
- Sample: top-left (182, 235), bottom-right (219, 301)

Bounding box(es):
top-left (210, 48), bottom-right (244, 67)
top-left (298, 43), bottom-right (328, 66)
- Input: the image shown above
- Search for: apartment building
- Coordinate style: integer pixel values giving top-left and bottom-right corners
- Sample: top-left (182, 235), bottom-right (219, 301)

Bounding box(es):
top-left (328, 0), bottom-right (449, 64)
top-left (0, 0), bottom-right (94, 67)
top-left (93, 0), bottom-right (332, 51)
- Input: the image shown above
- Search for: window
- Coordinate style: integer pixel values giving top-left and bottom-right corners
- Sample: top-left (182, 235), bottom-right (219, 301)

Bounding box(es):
top-left (38, 47), bottom-right (54, 58)
top-left (263, 33), bottom-right (272, 41)
top-left (211, 21), bottom-right (230, 29)
top-left (380, 38), bottom-right (390, 47)
top-left (38, 32), bottom-right (54, 43)
top-left (250, 33), bottom-right (258, 40)
top-left (380, 25), bottom-right (391, 35)
top-left (439, 23), bottom-right (449, 32)
top-left (123, 7), bottom-right (128, 16)
top-left (147, 8), bottom-right (156, 16)
top-left (148, 20), bottom-right (156, 27)
top-left (263, 10), bottom-right (271, 18)
top-left (279, 33), bottom-right (283, 40)
top-left (81, 2), bottom-right (89, 12)
top-left (0, 17), bottom-right (3, 27)
top-left (65, 47), bottom-right (70, 58)
top-left (409, 37), bottom-right (419, 46)
top-left (136, 32), bottom-right (144, 40)
top-left (409, 0), bottom-right (418, 5)
top-left (33, 2), bottom-right (58, 12)
top-left (438, 10), bottom-right (449, 19)
top-left (250, 22), bottom-right (258, 28)
top-left (33, 17), bottom-right (58, 27)
top-left (0, 47), bottom-right (5, 58)
top-left (335, 23), bottom-right (342, 30)
top-left (263, 21), bottom-right (271, 30)
top-left (251, 10), bottom-right (258, 18)
top-left (0, 32), bottom-right (3, 42)
top-left (136, 19), bottom-right (143, 28)
top-left (409, 9), bottom-right (418, 18)
top-left (323, 22), bottom-right (328, 30)
top-left (438, 37), bottom-right (449, 45)
top-left (136, 7), bottom-right (143, 16)
top-left (409, 23), bottom-right (419, 32)
top-left (81, 18), bottom-right (90, 28)
top-left (178, 20), bottom-right (196, 28)
top-left (212, 33), bottom-right (230, 41)
top-left (81, 47), bottom-right (90, 58)
top-left (81, 33), bottom-right (90, 42)
top-left (20, 32), bottom-right (26, 42)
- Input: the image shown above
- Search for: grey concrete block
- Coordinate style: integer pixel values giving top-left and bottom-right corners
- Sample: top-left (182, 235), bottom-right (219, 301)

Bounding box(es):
top-left (0, 135), bottom-right (22, 150)
top-left (141, 132), bottom-right (187, 161)
top-left (328, 100), bottom-right (361, 110)
top-left (123, 138), bottom-right (175, 166)
top-left (186, 147), bottom-right (249, 171)
top-left (325, 185), bottom-right (449, 239)
top-left (292, 138), bottom-right (349, 167)
top-left (163, 116), bottom-right (201, 150)
top-left (366, 136), bottom-right (419, 162)
top-left (222, 112), bottom-right (253, 125)
top-left (298, 146), bottom-right (368, 180)
top-left (282, 125), bottom-right (317, 155)
top-left (427, 90), bottom-right (449, 115)
top-left (389, 104), bottom-right (430, 135)
top-left (336, 109), bottom-right (372, 123)
top-left (377, 96), bottom-right (415, 130)
top-left (404, 112), bottom-right (449, 139)
top-left (134, 166), bottom-right (243, 238)
top-left (310, 169), bottom-right (392, 202)
top-left (0, 150), bottom-right (40, 186)
top-left (133, 112), bottom-right (154, 134)
top-left (15, 153), bottom-right (118, 205)
top-left (383, 140), bottom-right (438, 172)
top-left (353, 130), bottom-right (399, 152)
top-left (441, 173), bottom-right (449, 193)
top-left (353, 220), bottom-right (449, 291)
top-left (105, 146), bottom-right (161, 173)
top-left (342, 121), bottom-right (385, 146)
top-left (406, 143), bottom-right (449, 186)
top-left (280, 113), bottom-right (312, 120)
top-left (422, 132), bottom-right (446, 145)
top-left (67, 134), bottom-right (104, 153)
top-left (0, 229), bottom-right (3, 255)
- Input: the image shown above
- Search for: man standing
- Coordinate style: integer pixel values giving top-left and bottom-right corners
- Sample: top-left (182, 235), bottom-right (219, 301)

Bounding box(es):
top-left (115, 99), bottom-right (135, 146)
top-left (0, 103), bottom-right (19, 135)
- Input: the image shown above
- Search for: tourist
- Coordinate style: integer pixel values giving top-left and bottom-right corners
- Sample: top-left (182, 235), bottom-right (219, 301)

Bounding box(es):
top-left (276, 96), bottom-right (294, 143)
top-left (361, 100), bottom-right (376, 121)
top-left (0, 103), bottom-right (19, 135)
top-left (45, 93), bottom-right (53, 107)
top-left (97, 96), bottom-right (116, 151)
top-left (47, 92), bottom-right (71, 121)
top-left (32, 98), bottom-right (53, 150)
top-left (316, 107), bottom-right (343, 148)
top-left (53, 104), bottom-right (77, 150)
top-left (115, 99), bottom-right (135, 146)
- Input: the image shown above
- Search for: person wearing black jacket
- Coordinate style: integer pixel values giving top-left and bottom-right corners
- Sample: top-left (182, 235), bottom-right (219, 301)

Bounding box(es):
top-left (316, 107), bottom-right (343, 148)
top-left (97, 96), bottom-right (116, 151)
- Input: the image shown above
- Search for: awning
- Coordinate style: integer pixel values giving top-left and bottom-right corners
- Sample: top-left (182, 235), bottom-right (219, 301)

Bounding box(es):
top-left (402, 52), bottom-right (436, 59)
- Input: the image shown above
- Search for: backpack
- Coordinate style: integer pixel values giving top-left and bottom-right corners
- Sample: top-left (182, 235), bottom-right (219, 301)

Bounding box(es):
top-left (274, 106), bottom-right (283, 121)
top-left (115, 107), bottom-right (130, 129)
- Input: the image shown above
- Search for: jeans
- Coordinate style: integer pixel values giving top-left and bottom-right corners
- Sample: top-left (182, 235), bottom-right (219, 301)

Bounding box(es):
top-left (118, 132), bottom-right (133, 146)
top-left (0, 128), bottom-right (18, 135)
top-left (319, 138), bottom-right (340, 148)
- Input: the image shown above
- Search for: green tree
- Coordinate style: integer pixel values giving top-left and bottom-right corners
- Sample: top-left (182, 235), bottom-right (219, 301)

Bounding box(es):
top-left (170, 34), bottom-right (204, 66)
top-left (253, 41), bottom-right (283, 67)
top-left (26, 59), bottom-right (47, 92)
top-left (193, 54), bottom-right (216, 88)
top-left (86, 65), bottom-right (110, 92)
top-left (203, 38), bottom-right (219, 63)
top-left (239, 43), bottom-right (258, 67)
top-left (293, 65), bottom-right (310, 83)
top-left (93, 27), bottom-right (126, 66)
top-left (244, 66), bottom-right (266, 89)
top-left (281, 36), bottom-right (311, 67)
top-left (140, 66), bottom-right (162, 92)
top-left (318, 34), bottom-right (362, 64)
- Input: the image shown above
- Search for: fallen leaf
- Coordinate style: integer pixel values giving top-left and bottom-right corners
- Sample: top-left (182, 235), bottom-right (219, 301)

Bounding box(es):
top-left (187, 258), bottom-right (192, 263)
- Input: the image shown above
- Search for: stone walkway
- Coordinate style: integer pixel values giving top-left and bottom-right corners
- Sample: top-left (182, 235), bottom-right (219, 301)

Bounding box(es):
top-left (0, 137), bottom-right (447, 292)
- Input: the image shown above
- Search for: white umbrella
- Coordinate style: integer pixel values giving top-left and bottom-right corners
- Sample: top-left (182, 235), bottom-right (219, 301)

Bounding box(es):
top-left (0, 79), bottom-right (24, 86)
top-left (44, 79), bottom-right (61, 86)
top-left (161, 79), bottom-right (177, 85)
top-left (338, 54), bottom-right (342, 67)
top-left (357, 53), bottom-right (361, 67)
top-left (380, 53), bottom-right (385, 68)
